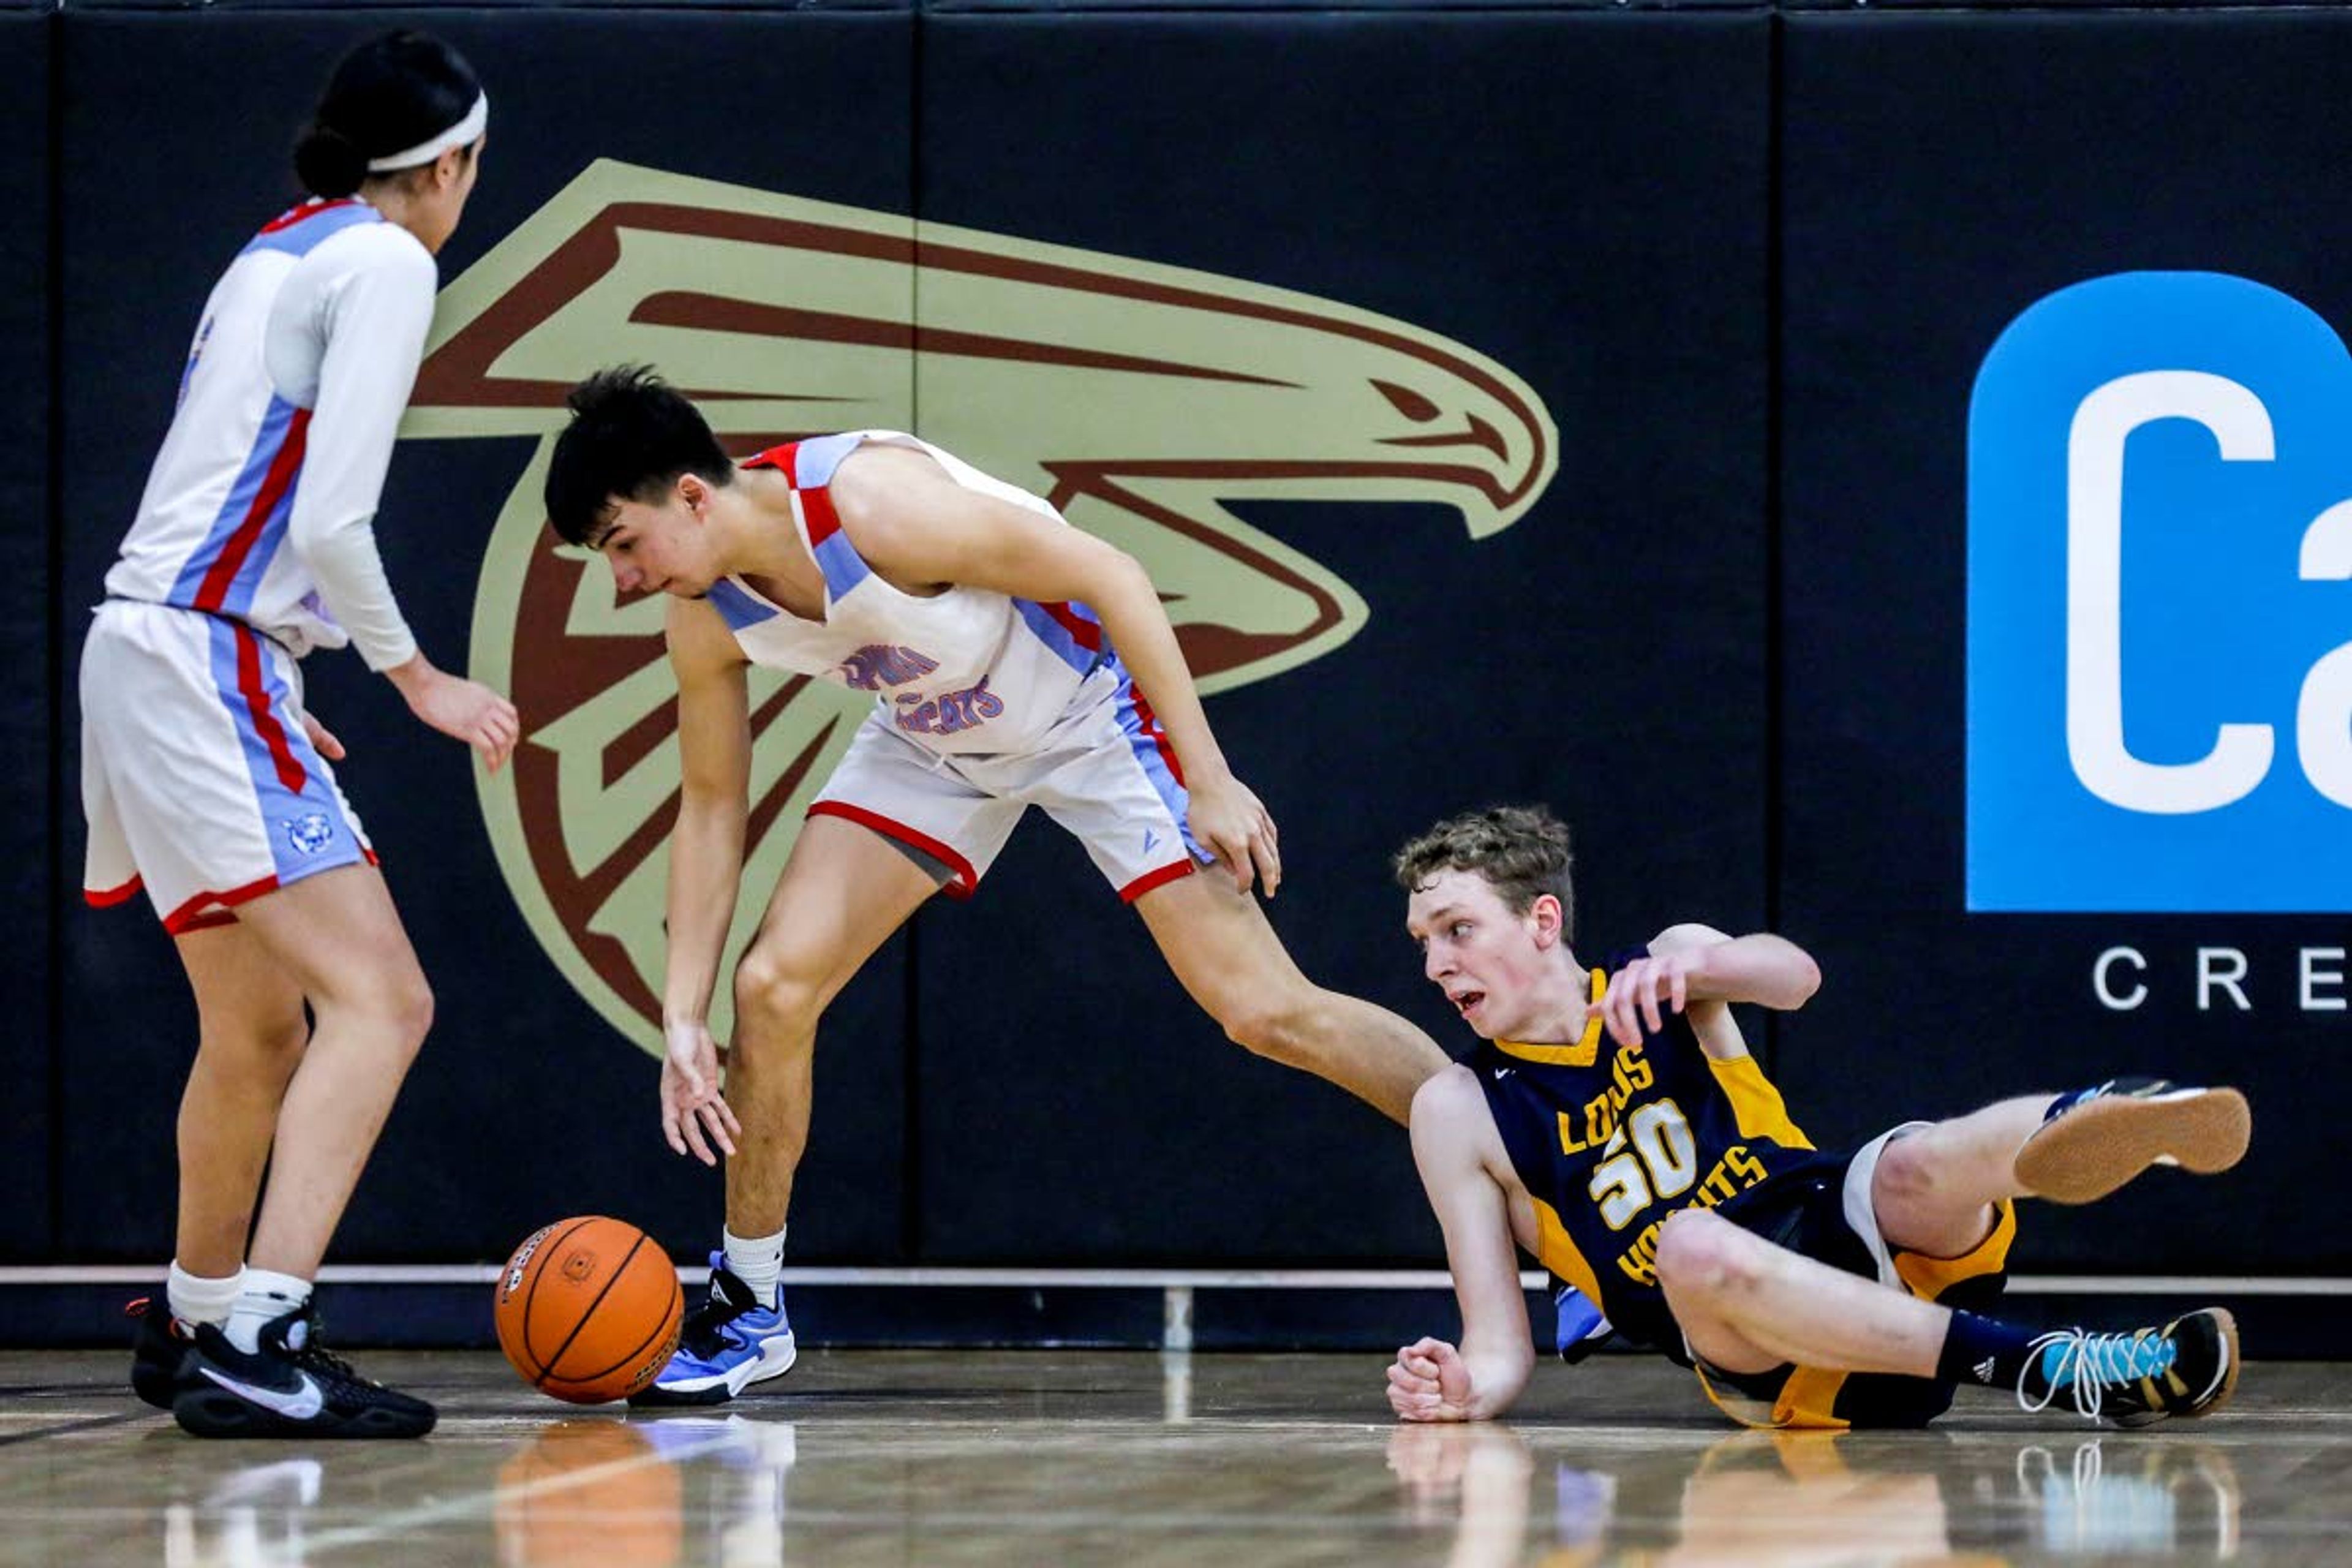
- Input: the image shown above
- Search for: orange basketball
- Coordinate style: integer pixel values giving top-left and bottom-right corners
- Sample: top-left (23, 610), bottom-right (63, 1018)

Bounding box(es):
top-left (494, 1216), bottom-right (683, 1404)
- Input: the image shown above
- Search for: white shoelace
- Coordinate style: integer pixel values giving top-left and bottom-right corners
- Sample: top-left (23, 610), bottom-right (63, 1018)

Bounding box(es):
top-left (2016, 1328), bottom-right (2172, 1419)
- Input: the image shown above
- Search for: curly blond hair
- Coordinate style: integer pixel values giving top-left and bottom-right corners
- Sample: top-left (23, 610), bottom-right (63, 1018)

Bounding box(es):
top-left (1392, 805), bottom-right (1574, 935)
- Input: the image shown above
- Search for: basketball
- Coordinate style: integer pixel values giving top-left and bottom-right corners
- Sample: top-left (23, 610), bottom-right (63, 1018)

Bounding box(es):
top-left (494, 1216), bottom-right (683, 1404)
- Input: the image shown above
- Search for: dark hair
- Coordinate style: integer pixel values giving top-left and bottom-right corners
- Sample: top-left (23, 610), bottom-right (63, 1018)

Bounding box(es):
top-left (545, 367), bottom-right (737, 546)
top-left (1393, 805), bottom-right (1575, 935)
top-left (294, 31), bottom-right (481, 198)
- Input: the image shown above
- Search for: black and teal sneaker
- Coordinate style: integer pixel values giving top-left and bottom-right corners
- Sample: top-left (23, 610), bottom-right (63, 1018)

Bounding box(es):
top-left (2016, 1309), bottom-right (2239, 1427)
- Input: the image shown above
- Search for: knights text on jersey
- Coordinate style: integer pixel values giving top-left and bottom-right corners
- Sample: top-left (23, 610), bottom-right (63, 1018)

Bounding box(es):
top-left (710, 432), bottom-right (1115, 755)
top-left (1473, 951), bottom-right (1816, 1352)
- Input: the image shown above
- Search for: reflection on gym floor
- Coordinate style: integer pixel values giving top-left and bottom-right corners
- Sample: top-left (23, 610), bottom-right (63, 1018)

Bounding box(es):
top-left (0, 1347), bottom-right (2315, 1566)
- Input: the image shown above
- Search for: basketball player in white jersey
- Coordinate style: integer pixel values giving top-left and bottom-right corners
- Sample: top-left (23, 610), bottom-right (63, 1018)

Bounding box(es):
top-left (83, 31), bottom-right (518, 1436)
top-left (541, 368), bottom-right (1452, 1404)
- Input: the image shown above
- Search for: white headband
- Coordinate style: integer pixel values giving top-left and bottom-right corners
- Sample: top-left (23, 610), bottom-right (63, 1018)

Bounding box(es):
top-left (366, 92), bottom-right (488, 173)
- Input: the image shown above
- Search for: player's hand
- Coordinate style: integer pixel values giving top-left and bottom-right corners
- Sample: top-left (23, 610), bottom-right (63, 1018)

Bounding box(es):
top-left (1184, 772), bottom-right (1281, 897)
top-left (1387, 1336), bottom-right (1477, 1422)
top-left (659, 1018), bottom-right (742, 1166)
top-left (1602, 951), bottom-right (1698, 1047)
top-left (387, 655), bottom-right (521, 773)
top-left (300, 711), bottom-right (346, 762)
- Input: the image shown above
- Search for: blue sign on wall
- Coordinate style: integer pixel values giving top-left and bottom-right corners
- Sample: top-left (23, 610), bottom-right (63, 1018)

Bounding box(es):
top-left (1969, 272), bottom-right (2352, 911)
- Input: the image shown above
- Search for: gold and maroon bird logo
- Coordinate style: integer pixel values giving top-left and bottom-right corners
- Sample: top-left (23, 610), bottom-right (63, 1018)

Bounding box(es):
top-left (405, 159), bottom-right (1557, 1055)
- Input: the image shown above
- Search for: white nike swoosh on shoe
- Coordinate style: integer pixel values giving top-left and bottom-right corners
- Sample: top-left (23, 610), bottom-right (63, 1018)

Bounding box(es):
top-left (200, 1365), bottom-right (323, 1420)
top-left (723, 1333), bottom-right (798, 1396)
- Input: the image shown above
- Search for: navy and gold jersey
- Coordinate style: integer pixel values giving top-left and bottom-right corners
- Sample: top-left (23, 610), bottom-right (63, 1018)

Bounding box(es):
top-left (1472, 951), bottom-right (1815, 1355)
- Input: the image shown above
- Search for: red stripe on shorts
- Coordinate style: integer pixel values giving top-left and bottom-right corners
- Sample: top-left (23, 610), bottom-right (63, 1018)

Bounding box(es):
top-left (162, 872), bottom-right (283, 935)
top-left (807, 801), bottom-right (978, 900)
top-left (1127, 687), bottom-right (1186, 787)
top-left (83, 875), bottom-right (145, 908)
top-left (1119, 859), bottom-right (1197, 903)
top-left (233, 625), bottom-right (308, 795)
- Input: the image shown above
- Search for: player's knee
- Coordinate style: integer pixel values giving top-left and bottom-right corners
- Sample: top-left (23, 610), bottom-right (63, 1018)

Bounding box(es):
top-left (199, 1009), bottom-right (311, 1070)
top-left (320, 968), bottom-right (432, 1059)
top-left (731, 944), bottom-right (827, 1041)
top-left (1871, 1133), bottom-right (1943, 1210)
top-left (1654, 1210), bottom-right (1757, 1301)
top-left (385, 971), bottom-right (434, 1052)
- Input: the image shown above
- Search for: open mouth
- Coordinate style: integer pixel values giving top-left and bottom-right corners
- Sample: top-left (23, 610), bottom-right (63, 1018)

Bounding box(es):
top-left (1449, 990), bottom-right (1485, 1019)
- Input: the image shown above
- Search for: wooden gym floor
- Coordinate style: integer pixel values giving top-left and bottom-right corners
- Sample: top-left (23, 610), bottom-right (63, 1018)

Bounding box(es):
top-left (1, 1348), bottom-right (2343, 1565)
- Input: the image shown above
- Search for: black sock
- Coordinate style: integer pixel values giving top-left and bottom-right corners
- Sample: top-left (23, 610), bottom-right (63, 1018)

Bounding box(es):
top-left (1936, 1309), bottom-right (2041, 1387)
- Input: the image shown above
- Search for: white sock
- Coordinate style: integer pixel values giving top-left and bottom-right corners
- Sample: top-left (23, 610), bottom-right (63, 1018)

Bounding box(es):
top-left (224, 1268), bottom-right (312, 1354)
top-left (722, 1226), bottom-right (786, 1310)
top-left (165, 1261), bottom-right (244, 1328)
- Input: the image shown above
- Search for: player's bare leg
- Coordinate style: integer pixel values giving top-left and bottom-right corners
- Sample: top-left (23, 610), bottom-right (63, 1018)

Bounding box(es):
top-left (725, 814), bottom-right (941, 1234)
top-left (228, 862), bottom-right (433, 1280)
top-left (1653, 1208), bottom-right (1953, 1379)
top-left (168, 862), bottom-right (440, 1438)
top-left (629, 816), bottom-right (938, 1408)
top-left (1136, 870), bottom-right (1447, 1123)
top-left (171, 924), bottom-right (311, 1278)
top-left (1656, 1203), bottom-right (2241, 1427)
top-left (1870, 1095), bottom-right (2054, 1259)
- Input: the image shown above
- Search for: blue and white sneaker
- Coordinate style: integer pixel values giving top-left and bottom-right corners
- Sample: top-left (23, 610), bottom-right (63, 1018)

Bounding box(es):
top-left (2013, 1079), bottom-right (2250, 1204)
top-left (628, 1255), bottom-right (797, 1408)
top-left (1553, 1283), bottom-right (1612, 1365)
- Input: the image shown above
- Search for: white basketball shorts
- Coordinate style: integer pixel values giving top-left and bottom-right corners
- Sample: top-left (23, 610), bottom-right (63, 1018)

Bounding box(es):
top-left (81, 599), bottom-right (374, 934)
top-left (812, 661), bottom-right (1212, 901)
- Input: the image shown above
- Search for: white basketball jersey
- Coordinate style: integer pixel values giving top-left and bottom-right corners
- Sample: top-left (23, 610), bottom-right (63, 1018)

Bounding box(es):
top-left (712, 432), bottom-right (1118, 755)
top-left (103, 197), bottom-right (431, 669)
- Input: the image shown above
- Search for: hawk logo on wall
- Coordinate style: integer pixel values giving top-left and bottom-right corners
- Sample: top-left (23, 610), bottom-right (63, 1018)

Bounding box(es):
top-left (407, 159), bottom-right (1558, 1055)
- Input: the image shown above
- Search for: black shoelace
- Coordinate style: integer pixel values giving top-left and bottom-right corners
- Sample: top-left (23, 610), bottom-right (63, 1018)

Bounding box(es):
top-left (677, 1295), bottom-right (752, 1360)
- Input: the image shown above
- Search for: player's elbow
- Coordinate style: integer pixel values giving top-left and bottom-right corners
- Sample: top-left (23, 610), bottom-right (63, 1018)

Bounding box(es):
top-left (1071, 539), bottom-right (1154, 609)
top-left (1780, 949), bottom-right (1822, 1009)
top-left (1408, 1064), bottom-right (1487, 1145)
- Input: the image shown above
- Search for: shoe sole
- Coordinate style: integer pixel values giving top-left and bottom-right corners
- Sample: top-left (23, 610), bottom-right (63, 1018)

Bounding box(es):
top-left (2114, 1308), bottom-right (2241, 1428)
top-left (131, 1361), bottom-right (180, 1411)
top-left (172, 1385), bottom-right (436, 1439)
top-left (2015, 1087), bottom-right (2251, 1204)
top-left (628, 1332), bottom-right (798, 1409)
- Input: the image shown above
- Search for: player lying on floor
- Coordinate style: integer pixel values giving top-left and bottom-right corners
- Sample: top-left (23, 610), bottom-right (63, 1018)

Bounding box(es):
top-left (1382, 804), bottom-right (2252, 1430)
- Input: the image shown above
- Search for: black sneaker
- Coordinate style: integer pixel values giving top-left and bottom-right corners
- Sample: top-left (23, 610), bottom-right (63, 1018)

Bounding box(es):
top-left (172, 1303), bottom-right (435, 1439)
top-left (2013, 1079), bottom-right (2251, 1204)
top-left (2016, 1308), bottom-right (2239, 1427)
top-left (127, 1295), bottom-right (193, 1410)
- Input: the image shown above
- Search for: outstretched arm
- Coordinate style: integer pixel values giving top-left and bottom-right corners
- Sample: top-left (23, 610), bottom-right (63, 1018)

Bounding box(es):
top-left (830, 445), bottom-right (1280, 896)
top-left (657, 597), bottom-right (752, 1166)
top-left (1389, 1066), bottom-right (1535, 1422)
